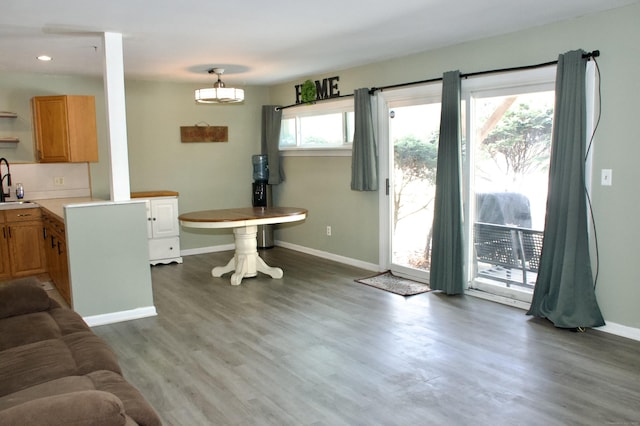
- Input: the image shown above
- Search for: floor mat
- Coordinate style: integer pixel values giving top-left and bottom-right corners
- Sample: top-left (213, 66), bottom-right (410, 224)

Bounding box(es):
top-left (355, 271), bottom-right (431, 296)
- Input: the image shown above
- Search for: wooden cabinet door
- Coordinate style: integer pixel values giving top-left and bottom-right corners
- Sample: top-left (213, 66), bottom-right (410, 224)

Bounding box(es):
top-left (0, 227), bottom-right (11, 280)
top-left (55, 237), bottom-right (71, 305)
top-left (31, 95), bottom-right (98, 163)
top-left (7, 221), bottom-right (47, 277)
top-left (32, 96), bottom-right (70, 162)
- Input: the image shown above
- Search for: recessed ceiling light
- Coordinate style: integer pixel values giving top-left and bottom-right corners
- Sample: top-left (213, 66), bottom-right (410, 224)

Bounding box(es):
top-left (37, 55), bottom-right (52, 62)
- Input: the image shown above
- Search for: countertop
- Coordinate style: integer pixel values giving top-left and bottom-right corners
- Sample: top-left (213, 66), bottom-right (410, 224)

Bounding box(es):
top-left (35, 197), bottom-right (105, 219)
top-left (131, 190), bottom-right (179, 198)
top-left (7, 190), bottom-right (178, 220)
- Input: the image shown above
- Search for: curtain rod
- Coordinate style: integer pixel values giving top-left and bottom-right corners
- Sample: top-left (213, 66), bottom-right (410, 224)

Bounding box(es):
top-left (276, 93), bottom-right (354, 111)
top-left (276, 50), bottom-right (599, 110)
top-left (370, 50), bottom-right (599, 94)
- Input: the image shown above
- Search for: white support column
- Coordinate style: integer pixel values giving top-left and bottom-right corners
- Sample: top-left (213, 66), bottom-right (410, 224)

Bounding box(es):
top-left (102, 32), bottom-right (131, 202)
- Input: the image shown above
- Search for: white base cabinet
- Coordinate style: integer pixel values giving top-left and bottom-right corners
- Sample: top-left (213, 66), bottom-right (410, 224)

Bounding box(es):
top-left (142, 196), bottom-right (183, 265)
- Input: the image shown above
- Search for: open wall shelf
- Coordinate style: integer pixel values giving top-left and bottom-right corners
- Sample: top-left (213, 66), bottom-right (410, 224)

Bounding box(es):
top-left (0, 111), bottom-right (19, 144)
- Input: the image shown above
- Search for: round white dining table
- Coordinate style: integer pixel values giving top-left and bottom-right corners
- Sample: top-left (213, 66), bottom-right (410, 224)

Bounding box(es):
top-left (179, 207), bottom-right (307, 285)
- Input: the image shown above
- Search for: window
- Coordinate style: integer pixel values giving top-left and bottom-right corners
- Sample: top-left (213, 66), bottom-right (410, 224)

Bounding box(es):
top-left (279, 98), bottom-right (354, 153)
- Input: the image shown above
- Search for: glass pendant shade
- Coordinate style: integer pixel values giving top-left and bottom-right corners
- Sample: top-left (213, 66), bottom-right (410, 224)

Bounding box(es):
top-left (195, 87), bottom-right (244, 103)
top-left (195, 68), bottom-right (244, 103)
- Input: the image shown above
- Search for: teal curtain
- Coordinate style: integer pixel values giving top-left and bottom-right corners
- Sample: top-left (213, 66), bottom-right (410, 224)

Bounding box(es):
top-left (351, 88), bottom-right (378, 191)
top-left (429, 71), bottom-right (464, 294)
top-left (261, 105), bottom-right (285, 185)
top-left (527, 50), bottom-right (605, 328)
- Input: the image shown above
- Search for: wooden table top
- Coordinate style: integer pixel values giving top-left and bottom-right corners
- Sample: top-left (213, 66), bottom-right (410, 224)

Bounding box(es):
top-left (179, 207), bottom-right (307, 229)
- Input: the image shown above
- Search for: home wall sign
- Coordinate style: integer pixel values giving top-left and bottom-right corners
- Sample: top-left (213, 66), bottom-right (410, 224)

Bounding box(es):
top-left (180, 124), bottom-right (228, 143)
top-left (294, 76), bottom-right (340, 104)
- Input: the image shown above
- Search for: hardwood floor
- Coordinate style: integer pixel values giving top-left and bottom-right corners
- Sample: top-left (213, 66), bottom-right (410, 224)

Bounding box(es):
top-left (93, 248), bottom-right (640, 425)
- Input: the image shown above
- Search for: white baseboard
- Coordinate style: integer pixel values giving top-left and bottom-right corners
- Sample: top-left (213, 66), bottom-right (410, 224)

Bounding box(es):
top-left (84, 306), bottom-right (157, 327)
top-left (275, 240), bottom-right (379, 272)
top-left (596, 322), bottom-right (640, 342)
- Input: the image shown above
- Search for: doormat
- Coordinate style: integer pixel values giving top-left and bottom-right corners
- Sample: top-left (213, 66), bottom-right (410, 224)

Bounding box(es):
top-left (355, 271), bottom-right (431, 296)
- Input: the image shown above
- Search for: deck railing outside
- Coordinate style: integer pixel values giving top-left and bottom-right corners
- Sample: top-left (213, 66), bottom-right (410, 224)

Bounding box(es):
top-left (473, 222), bottom-right (544, 289)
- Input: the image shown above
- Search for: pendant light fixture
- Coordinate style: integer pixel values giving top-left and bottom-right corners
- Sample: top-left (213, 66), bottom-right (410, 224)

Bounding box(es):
top-left (195, 68), bottom-right (244, 104)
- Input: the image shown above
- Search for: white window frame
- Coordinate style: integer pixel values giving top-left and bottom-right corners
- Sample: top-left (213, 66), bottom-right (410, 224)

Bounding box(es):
top-left (279, 98), bottom-right (354, 157)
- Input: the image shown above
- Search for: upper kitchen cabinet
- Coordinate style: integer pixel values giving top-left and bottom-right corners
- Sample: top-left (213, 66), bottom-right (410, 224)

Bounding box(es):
top-left (31, 95), bottom-right (98, 163)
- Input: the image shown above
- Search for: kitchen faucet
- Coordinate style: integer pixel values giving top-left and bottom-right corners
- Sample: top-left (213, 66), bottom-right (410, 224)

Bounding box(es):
top-left (0, 158), bottom-right (11, 203)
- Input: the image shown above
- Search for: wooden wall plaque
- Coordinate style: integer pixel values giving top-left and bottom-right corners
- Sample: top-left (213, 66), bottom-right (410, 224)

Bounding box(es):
top-left (180, 126), bottom-right (228, 143)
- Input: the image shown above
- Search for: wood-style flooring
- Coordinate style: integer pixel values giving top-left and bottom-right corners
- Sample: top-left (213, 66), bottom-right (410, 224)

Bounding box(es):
top-left (93, 248), bottom-right (640, 426)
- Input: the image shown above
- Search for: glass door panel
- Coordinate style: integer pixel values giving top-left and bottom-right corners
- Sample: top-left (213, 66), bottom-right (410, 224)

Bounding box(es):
top-left (470, 90), bottom-right (554, 299)
top-left (388, 102), bottom-right (441, 281)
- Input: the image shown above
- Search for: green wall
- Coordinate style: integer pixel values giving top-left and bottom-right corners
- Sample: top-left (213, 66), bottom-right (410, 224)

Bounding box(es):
top-left (123, 79), bottom-right (269, 249)
top-left (268, 3), bottom-right (640, 329)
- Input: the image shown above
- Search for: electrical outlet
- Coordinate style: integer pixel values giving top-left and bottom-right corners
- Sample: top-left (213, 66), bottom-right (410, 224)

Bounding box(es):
top-left (326, 225), bottom-right (332, 236)
top-left (53, 176), bottom-right (65, 186)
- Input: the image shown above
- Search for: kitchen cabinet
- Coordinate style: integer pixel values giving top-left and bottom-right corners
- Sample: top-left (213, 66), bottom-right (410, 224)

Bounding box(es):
top-left (42, 210), bottom-right (71, 305)
top-left (0, 208), bottom-right (47, 279)
top-left (137, 194), bottom-right (183, 265)
top-left (0, 214), bottom-right (10, 280)
top-left (31, 95), bottom-right (98, 163)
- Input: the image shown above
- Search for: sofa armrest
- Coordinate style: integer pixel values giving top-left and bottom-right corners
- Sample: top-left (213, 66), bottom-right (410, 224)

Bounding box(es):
top-left (0, 390), bottom-right (128, 426)
top-left (0, 280), bottom-right (52, 319)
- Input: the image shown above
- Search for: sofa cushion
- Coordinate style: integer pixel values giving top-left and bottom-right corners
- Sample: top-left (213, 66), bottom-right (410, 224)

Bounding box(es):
top-left (0, 280), bottom-right (52, 319)
top-left (49, 306), bottom-right (91, 335)
top-left (87, 370), bottom-right (162, 426)
top-left (0, 304), bottom-right (91, 352)
top-left (0, 371), bottom-right (161, 426)
top-left (62, 332), bottom-right (122, 375)
top-left (0, 311), bottom-right (62, 351)
top-left (0, 390), bottom-right (127, 426)
top-left (0, 332), bottom-right (121, 397)
top-left (0, 375), bottom-right (95, 411)
top-left (0, 339), bottom-right (77, 396)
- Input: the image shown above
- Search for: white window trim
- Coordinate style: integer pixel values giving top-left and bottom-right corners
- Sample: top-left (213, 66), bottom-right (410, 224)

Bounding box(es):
top-left (280, 97), bottom-right (354, 157)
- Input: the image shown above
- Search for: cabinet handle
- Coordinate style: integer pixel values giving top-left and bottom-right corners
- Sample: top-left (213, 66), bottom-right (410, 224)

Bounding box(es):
top-left (43, 227), bottom-right (47, 239)
top-left (51, 235), bottom-right (55, 248)
top-left (2, 227), bottom-right (5, 239)
top-left (16, 213), bottom-right (32, 217)
top-left (57, 241), bottom-right (62, 255)
top-left (7, 227), bottom-right (10, 239)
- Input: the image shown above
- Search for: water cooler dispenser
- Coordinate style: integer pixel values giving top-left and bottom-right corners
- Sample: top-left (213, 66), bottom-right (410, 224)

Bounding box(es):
top-left (252, 155), bottom-right (273, 248)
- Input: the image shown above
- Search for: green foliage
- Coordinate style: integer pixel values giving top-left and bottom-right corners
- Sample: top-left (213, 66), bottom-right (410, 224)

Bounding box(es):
top-left (394, 133), bottom-right (438, 184)
top-left (301, 80), bottom-right (316, 103)
top-left (481, 104), bottom-right (553, 176)
top-left (392, 133), bottom-right (439, 231)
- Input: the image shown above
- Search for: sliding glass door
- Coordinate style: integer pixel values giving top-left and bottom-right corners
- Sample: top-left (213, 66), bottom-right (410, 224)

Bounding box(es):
top-left (380, 86), bottom-right (441, 282)
top-left (379, 68), bottom-right (556, 301)
top-left (464, 68), bottom-right (556, 303)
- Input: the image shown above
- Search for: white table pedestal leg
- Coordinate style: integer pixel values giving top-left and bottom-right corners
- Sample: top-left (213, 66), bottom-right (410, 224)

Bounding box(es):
top-left (211, 225), bottom-right (283, 285)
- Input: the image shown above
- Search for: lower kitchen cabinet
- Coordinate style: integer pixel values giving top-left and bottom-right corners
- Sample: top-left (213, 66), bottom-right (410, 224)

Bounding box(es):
top-left (138, 195), bottom-right (183, 265)
top-left (1, 208), bottom-right (47, 279)
top-left (42, 210), bottom-right (71, 305)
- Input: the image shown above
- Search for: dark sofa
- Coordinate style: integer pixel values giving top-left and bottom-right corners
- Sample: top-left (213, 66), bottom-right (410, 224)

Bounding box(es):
top-left (0, 280), bottom-right (161, 426)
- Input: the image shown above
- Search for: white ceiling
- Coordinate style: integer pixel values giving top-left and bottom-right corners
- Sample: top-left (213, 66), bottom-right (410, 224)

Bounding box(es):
top-left (1, 0), bottom-right (637, 86)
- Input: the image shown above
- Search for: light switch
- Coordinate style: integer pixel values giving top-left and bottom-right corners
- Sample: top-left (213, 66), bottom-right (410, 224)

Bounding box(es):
top-left (601, 169), bottom-right (612, 186)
